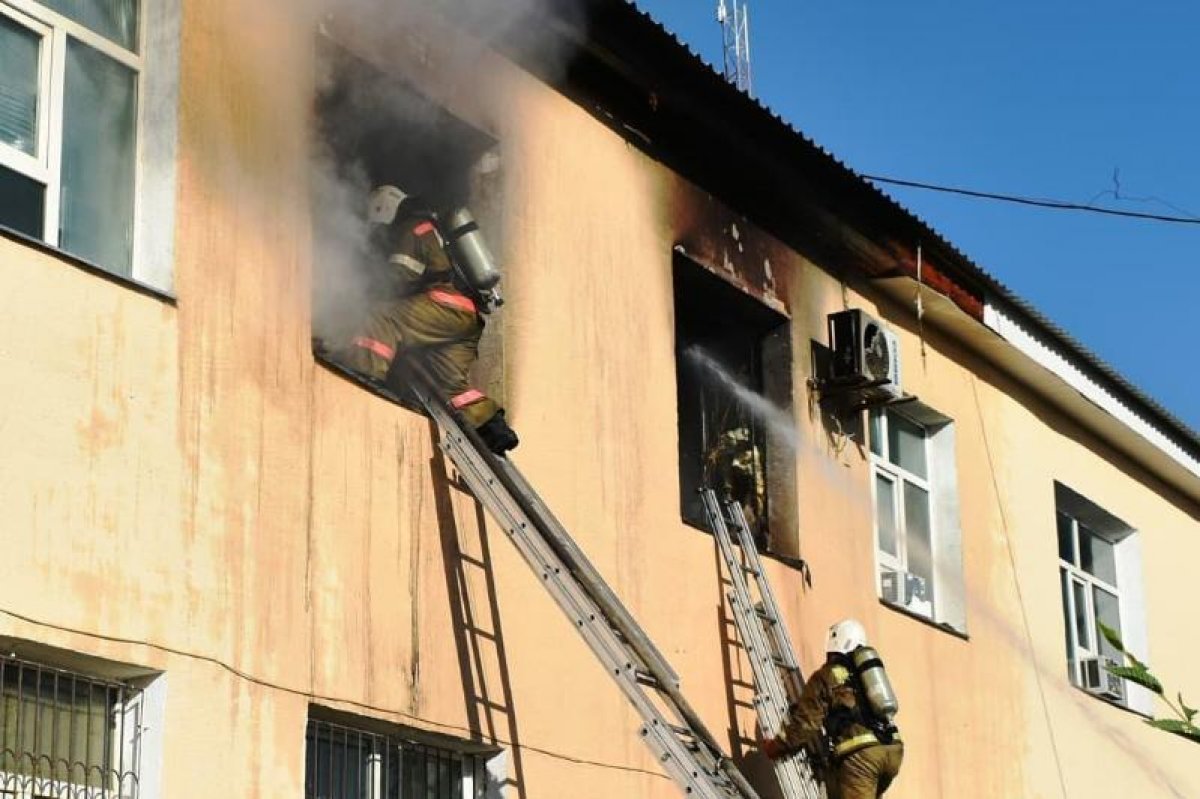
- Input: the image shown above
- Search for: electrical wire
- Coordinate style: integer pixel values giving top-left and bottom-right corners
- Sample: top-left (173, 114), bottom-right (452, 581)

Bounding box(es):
top-left (863, 175), bottom-right (1200, 225)
top-left (0, 604), bottom-right (672, 781)
top-left (970, 376), bottom-right (1070, 799)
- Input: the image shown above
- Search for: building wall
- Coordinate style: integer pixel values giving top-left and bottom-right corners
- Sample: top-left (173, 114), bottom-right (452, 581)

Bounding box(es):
top-left (0, 1), bottom-right (1197, 798)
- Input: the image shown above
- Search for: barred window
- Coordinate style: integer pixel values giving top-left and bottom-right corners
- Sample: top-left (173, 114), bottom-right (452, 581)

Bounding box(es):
top-left (0, 655), bottom-right (141, 799)
top-left (305, 718), bottom-right (491, 799)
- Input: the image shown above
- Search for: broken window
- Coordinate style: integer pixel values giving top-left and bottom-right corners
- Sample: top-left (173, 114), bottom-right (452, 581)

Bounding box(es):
top-left (674, 255), bottom-right (791, 550)
top-left (311, 41), bottom-right (504, 398)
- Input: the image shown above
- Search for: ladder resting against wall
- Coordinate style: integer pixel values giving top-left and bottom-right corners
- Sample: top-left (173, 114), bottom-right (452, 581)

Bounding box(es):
top-left (700, 489), bottom-right (824, 799)
top-left (404, 363), bottom-right (761, 799)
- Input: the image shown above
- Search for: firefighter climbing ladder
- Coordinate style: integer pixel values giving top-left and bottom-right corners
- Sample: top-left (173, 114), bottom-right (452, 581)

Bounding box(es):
top-left (700, 488), bottom-right (824, 799)
top-left (408, 368), bottom-right (761, 799)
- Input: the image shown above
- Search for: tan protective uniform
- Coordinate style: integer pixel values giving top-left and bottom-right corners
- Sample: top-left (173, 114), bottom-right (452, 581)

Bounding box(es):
top-left (770, 657), bottom-right (904, 799)
top-left (339, 214), bottom-right (500, 428)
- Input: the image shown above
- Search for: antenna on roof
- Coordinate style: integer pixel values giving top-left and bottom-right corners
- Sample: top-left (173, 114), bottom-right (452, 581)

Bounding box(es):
top-left (716, 0), bottom-right (752, 96)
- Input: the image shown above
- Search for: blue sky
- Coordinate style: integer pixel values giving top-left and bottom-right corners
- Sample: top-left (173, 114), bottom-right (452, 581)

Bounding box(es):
top-left (633, 0), bottom-right (1200, 432)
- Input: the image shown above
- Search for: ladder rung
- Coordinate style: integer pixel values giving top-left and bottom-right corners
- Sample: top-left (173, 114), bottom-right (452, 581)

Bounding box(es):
top-left (741, 564), bottom-right (760, 577)
top-left (635, 670), bottom-right (660, 688)
top-left (754, 608), bottom-right (778, 624)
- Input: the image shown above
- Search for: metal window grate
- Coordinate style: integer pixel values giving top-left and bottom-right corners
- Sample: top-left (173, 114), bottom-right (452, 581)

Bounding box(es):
top-left (305, 719), bottom-right (488, 799)
top-left (0, 655), bottom-right (141, 799)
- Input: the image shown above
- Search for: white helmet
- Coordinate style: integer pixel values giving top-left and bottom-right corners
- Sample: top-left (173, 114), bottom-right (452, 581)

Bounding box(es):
top-left (367, 184), bottom-right (407, 225)
top-left (825, 619), bottom-right (868, 655)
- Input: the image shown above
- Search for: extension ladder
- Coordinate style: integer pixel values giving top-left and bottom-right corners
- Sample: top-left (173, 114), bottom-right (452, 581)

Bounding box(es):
top-left (407, 367), bottom-right (761, 799)
top-left (700, 488), bottom-right (824, 799)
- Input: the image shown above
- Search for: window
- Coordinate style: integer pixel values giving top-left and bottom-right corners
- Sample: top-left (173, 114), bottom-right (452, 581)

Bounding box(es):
top-left (1056, 483), bottom-right (1146, 709)
top-left (0, 0), bottom-right (144, 277)
top-left (869, 404), bottom-right (965, 632)
top-left (311, 41), bottom-right (503, 394)
top-left (673, 256), bottom-right (793, 550)
top-left (305, 714), bottom-right (500, 799)
top-left (0, 654), bottom-right (142, 799)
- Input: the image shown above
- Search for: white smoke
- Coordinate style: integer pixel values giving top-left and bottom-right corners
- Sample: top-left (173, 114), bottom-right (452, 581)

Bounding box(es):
top-left (308, 0), bottom-right (589, 348)
top-left (684, 345), bottom-right (800, 452)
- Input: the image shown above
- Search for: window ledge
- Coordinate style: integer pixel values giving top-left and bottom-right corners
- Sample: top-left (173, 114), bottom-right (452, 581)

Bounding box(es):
top-left (0, 224), bottom-right (176, 305)
top-left (878, 597), bottom-right (970, 641)
top-left (1069, 683), bottom-right (1153, 720)
top-left (315, 350), bottom-right (427, 416)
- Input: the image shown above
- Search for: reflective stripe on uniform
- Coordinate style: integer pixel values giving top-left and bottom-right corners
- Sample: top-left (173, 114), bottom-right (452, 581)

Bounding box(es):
top-left (832, 733), bottom-right (879, 759)
top-left (831, 665), bottom-right (852, 684)
top-left (389, 252), bottom-right (427, 276)
top-left (413, 221), bottom-right (436, 236)
top-left (352, 336), bottom-right (395, 362)
top-left (451, 389), bottom-right (485, 408)
top-left (429, 288), bottom-right (477, 314)
top-left (832, 730), bottom-right (901, 759)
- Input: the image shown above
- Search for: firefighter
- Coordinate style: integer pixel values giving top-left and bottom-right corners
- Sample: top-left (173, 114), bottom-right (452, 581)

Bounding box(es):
top-left (704, 426), bottom-right (766, 540)
top-left (760, 619), bottom-right (904, 799)
top-left (338, 185), bottom-right (518, 455)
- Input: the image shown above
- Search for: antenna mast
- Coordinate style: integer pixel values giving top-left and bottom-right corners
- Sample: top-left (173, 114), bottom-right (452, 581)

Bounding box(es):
top-left (716, 0), bottom-right (752, 95)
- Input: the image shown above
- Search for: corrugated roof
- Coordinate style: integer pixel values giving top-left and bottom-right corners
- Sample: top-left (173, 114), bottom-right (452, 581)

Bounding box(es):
top-left (610, 0), bottom-right (1200, 455)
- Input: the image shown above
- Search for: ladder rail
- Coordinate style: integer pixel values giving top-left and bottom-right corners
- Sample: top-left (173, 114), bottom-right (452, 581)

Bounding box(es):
top-left (406, 365), bottom-right (759, 799)
top-left (702, 489), bottom-right (824, 799)
top-left (726, 500), bottom-right (804, 701)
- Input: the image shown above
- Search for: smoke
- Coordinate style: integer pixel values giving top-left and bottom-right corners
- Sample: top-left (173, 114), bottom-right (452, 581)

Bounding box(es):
top-left (307, 0), bottom-right (590, 347)
top-left (684, 346), bottom-right (800, 452)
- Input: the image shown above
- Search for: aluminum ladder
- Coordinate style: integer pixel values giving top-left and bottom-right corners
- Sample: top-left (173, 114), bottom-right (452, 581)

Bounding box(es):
top-left (407, 369), bottom-right (761, 799)
top-left (700, 488), bottom-right (824, 799)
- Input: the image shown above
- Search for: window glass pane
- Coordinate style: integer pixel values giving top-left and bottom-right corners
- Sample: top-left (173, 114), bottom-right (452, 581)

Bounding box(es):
top-left (1056, 512), bottom-right (1075, 564)
top-left (1071, 579), bottom-right (1090, 652)
top-left (60, 37), bottom-right (136, 275)
top-left (40, 0), bottom-right (138, 50)
top-left (1079, 526), bottom-right (1117, 586)
top-left (903, 481), bottom-right (934, 605)
top-left (0, 164), bottom-right (44, 237)
top-left (1094, 587), bottom-right (1122, 664)
top-left (875, 473), bottom-right (898, 557)
top-left (888, 412), bottom-right (927, 478)
top-left (0, 14), bottom-right (40, 156)
top-left (868, 409), bottom-right (884, 457)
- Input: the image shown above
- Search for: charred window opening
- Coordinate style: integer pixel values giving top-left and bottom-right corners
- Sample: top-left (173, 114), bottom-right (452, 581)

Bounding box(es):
top-left (311, 43), bottom-right (504, 396)
top-left (674, 255), bottom-right (792, 550)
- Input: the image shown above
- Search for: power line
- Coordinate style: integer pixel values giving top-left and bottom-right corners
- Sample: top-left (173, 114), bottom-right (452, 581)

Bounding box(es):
top-left (863, 174), bottom-right (1200, 225)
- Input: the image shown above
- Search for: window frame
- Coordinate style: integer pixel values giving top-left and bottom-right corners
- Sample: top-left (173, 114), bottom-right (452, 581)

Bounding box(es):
top-left (869, 406), bottom-right (935, 611)
top-left (1, 0), bottom-right (144, 263)
top-left (1058, 509), bottom-right (1124, 695)
top-left (305, 714), bottom-right (499, 799)
top-left (0, 654), bottom-right (144, 799)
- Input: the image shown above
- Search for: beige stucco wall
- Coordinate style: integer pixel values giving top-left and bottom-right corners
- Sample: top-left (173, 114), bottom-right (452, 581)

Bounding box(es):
top-left (0, 1), bottom-right (1197, 798)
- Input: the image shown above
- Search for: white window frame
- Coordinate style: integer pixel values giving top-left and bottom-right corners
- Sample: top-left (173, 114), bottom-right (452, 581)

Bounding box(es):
top-left (870, 407), bottom-right (935, 615)
top-left (1, 0), bottom-right (145, 266)
top-left (1059, 511), bottom-right (1124, 686)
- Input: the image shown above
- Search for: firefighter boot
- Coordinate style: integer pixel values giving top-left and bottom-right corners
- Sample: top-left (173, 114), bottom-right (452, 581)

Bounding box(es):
top-left (477, 410), bottom-right (519, 455)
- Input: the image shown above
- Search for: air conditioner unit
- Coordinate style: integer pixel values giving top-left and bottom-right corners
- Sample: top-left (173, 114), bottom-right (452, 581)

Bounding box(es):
top-left (826, 310), bottom-right (902, 402)
top-left (880, 570), bottom-right (928, 606)
top-left (1080, 657), bottom-right (1125, 702)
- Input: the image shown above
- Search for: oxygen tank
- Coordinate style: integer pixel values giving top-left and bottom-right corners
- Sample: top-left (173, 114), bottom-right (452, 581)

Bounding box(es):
top-left (442, 207), bottom-right (501, 292)
top-left (850, 646), bottom-right (899, 719)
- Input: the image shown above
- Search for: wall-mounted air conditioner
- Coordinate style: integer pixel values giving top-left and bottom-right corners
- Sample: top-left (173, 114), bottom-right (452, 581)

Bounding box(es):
top-left (1080, 657), bottom-right (1125, 702)
top-left (880, 569), bottom-right (928, 607)
top-left (826, 309), bottom-right (902, 405)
